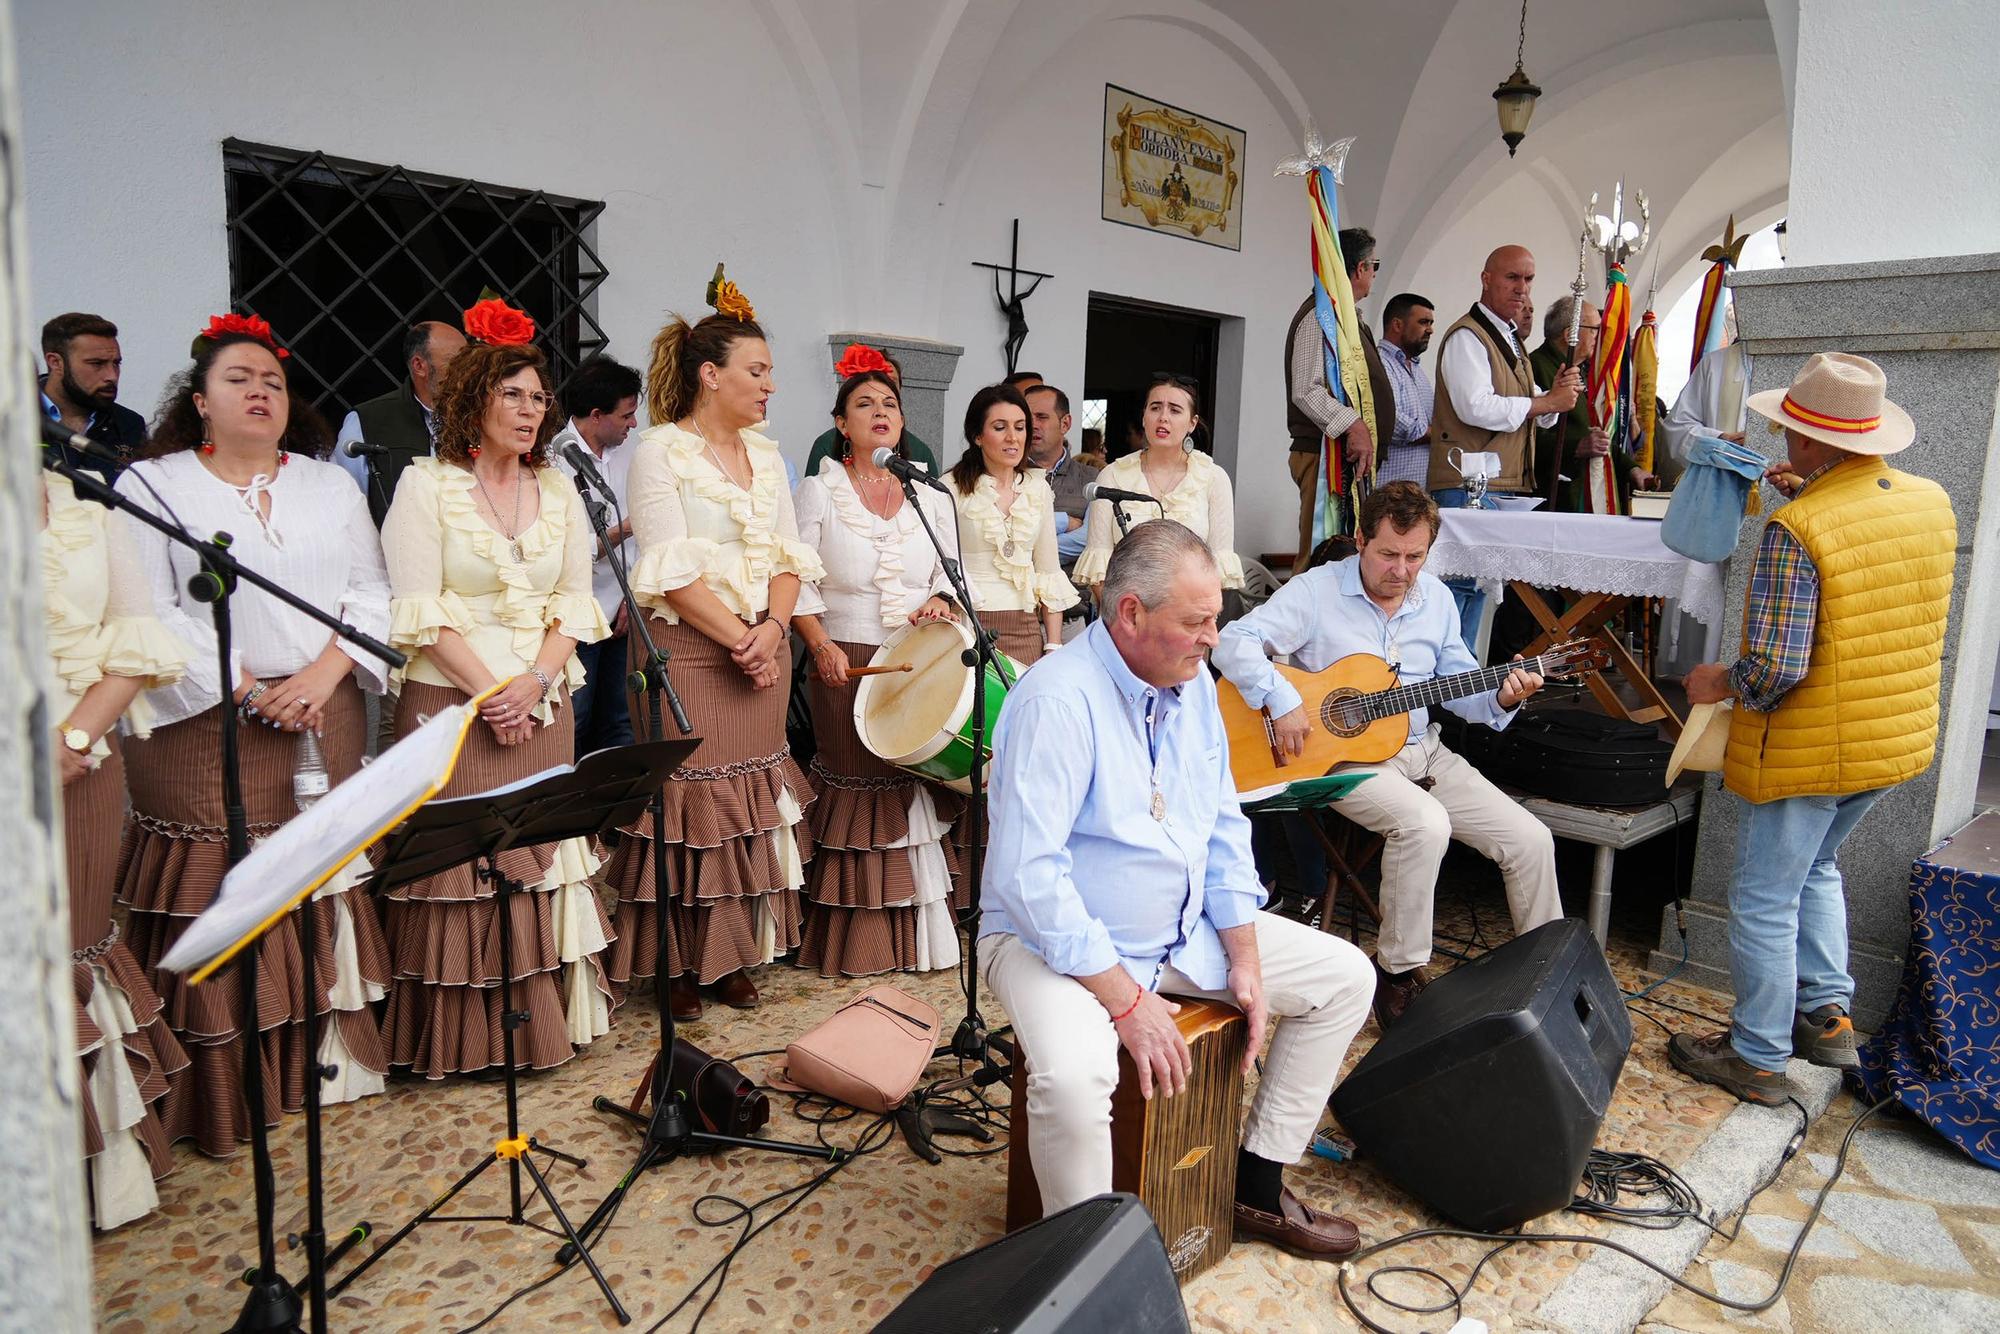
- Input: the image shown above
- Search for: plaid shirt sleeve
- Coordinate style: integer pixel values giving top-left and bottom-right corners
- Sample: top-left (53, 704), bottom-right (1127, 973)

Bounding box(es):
top-left (1729, 521), bottom-right (1819, 712)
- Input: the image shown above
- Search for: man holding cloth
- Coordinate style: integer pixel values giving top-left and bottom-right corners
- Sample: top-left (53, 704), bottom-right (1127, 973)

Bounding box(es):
top-left (1673, 353), bottom-right (1955, 1104)
top-left (981, 520), bottom-right (1374, 1258)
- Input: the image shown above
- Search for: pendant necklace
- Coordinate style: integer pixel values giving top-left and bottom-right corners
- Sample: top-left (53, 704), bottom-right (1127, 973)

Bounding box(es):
top-left (474, 465), bottom-right (525, 562)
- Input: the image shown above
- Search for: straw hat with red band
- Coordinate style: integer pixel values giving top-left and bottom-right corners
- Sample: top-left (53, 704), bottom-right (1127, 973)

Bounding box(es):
top-left (1746, 351), bottom-right (1914, 455)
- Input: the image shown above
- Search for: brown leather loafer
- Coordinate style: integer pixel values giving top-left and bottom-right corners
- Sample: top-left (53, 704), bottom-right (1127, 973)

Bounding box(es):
top-left (668, 976), bottom-right (703, 1021)
top-left (1232, 1186), bottom-right (1360, 1259)
top-left (1372, 959), bottom-right (1431, 1032)
top-left (716, 970), bottom-right (760, 1009)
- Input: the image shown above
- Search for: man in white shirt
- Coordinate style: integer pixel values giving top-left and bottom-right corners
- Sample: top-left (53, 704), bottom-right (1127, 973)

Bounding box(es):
top-left (334, 321), bottom-right (468, 524)
top-left (1211, 482), bottom-right (1562, 1029)
top-left (549, 355), bottom-right (642, 757)
top-left (1424, 245), bottom-right (1581, 501)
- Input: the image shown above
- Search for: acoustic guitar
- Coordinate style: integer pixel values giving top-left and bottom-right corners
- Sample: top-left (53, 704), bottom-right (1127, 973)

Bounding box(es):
top-left (1217, 640), bottom-right (1610, 793)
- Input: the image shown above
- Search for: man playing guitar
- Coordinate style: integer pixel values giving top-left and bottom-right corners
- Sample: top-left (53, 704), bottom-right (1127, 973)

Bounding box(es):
top-left (1212, 481), bottom-right (1562, 1028)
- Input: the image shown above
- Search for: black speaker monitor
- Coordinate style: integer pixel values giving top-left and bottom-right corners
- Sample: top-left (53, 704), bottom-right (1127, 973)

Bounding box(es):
top-left (873, 1193), bottom-right (1190, 1334)
top-left (1331, 918), bottom-right (1632, 1231)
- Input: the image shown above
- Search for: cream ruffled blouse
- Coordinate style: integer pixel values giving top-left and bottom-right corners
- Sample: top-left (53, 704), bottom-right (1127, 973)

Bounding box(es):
top-left (792, 458), bottom-right (957, 643)
top-left (383, 457), bottom-right (611, 723)
top-left (625, 423), bottom-right (825, 621)
top-left (42, 473), bottom-right (186, 755)
top-left (951, 469), bottom-right (1080, 615)
top-left (1071, 449), bottom-right (1245, 589)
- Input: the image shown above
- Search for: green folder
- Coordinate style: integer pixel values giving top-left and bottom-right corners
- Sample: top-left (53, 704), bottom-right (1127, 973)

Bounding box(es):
top-left (1239, 772), bottom-right (1372, 812)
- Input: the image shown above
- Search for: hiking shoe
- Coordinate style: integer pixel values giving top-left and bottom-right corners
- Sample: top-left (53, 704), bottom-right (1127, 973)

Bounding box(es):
top-left (1667, 1031), bottom-right (1793, 1107)
top-left (1793, 1005), bottom-right (1860, 1069)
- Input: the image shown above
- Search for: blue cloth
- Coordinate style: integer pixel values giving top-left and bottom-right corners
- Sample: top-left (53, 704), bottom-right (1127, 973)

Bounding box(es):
top-left (1661, 433), bottom-right (1766, 563)
top-left (979, 619), bottom-right (1265, 992)
top-left (1855, 821), bottom-right (2000, 1168)
top-left (1725, 789), bottom-right (1882, 1071)
top-left (1211, 556), bottom-right (1517, 745)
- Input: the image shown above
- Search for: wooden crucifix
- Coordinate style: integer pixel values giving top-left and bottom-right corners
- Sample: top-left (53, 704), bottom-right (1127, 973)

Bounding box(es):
top-left (971, 218), bottom-right (1055, 374)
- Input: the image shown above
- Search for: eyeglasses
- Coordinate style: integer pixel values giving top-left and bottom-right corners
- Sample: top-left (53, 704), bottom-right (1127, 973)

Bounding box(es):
top-left (1359, 258), bottom-right (1383, 272)
top-left (497, 386), bottom-right (556, 412)
top-left (1580, 323), bottom-right (1603, 332)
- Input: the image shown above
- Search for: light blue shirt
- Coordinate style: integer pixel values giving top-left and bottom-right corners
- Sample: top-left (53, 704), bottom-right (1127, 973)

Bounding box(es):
top-left (979, 620), bottom-right (1265, 992)
top-left (333, 401), bottom-right (436, 493)
top-left (1057, 510), bottom-right (1090, 562)
top-left (1211, 556), bottom-right (1518, 744)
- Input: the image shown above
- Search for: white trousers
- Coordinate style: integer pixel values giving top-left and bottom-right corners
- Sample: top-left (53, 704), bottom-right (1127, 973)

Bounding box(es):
top-left (981, 913), bottom-right (1373, 1216)
top-left (1332, 725), bottom-right (1562, 972)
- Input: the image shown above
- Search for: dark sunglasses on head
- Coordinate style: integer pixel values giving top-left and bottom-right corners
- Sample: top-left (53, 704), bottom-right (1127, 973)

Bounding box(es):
top-left (1150, 371), bottom-right (1201, 390)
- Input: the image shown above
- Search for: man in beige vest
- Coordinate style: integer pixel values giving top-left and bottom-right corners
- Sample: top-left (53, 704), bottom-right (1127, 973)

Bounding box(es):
top-left (1672, 353), bottom-right (1955, 1106)
top-left (1426, 245), bottom-right (1580, 498)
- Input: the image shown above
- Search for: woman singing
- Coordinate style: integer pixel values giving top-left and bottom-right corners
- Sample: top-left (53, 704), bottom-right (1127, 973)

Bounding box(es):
top-left (115, 315), bottom-right (392, 1157)
top-left (1072, 372), bottom-right (1244, 592)
top-left (791, 359), bottom-right (964, 976)
top-left (378, 317), bottom-right (616, 1078)
top-left (45, 465), bottom-right (187, 1228)
top-left (946, 384), bottom-right (1078, 664)
top-left (605, 274), bottom-right (822, 1019)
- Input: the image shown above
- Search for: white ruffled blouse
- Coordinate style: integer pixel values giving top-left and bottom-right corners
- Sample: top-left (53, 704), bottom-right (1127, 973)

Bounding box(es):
top-left (792, 458), bottom-right (957, 644)
top-left (950, 469), bottom-right (1080, 615)
top-left (117, 451), bottom-right (392, 728)
top-left (626, 423), bottom-right (824, 621)
top-left (1072, 449), bottom-right (1245, 589)
top-left (382, 456), bottom-right (611, 723)
top-left (42, 473), bottom-right (186, 755)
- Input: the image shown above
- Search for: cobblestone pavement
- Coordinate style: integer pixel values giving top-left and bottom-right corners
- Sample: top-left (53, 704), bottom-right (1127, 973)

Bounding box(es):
top-left (1640, 1089), bottom-right (2000, 1334)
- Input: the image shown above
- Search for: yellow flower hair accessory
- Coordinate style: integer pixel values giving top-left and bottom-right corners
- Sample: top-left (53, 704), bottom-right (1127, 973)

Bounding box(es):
top-left (705, 261), bottom-right (757, 323)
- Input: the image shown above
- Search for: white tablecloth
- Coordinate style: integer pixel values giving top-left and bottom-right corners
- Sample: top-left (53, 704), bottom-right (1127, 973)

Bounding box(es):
top-left (1426, 510), bottom-right (1726, 629)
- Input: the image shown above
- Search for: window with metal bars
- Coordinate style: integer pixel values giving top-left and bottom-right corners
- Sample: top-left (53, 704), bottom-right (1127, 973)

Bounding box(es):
top-left (222, 138), bottom-right (608, 425)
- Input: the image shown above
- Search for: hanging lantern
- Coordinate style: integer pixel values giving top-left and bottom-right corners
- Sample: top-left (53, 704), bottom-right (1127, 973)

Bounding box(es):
top-left (1493, 0), bottom-right (1542, 158)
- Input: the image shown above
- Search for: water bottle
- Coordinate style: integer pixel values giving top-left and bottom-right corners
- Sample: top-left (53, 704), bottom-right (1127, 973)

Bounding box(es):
top-left (294, 728), bottom-right (330, 811)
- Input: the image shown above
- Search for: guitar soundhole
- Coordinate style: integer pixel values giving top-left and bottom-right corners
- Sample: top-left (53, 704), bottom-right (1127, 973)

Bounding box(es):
top-left (1319, 689), bottom-right (1369, 738)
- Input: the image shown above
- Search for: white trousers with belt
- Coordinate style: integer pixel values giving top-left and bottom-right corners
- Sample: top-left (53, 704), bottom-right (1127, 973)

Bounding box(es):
top-left (981, 912), bottom-right (1373, 1216)
top-left (1332, 724), bottom-right (1562, 972)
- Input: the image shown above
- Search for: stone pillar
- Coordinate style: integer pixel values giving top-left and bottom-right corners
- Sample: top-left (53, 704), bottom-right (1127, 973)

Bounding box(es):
top-left (1650, 254), bottom-right (2000, 1022)
top-left (0, 1), bottom-right (97, 1324)
top-left (823, 332), bottom-right (965, 465)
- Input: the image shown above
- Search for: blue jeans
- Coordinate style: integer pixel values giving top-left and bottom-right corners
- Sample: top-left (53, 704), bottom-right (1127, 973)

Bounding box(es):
top-left (1725, 788), bottom-right (1884, 1071)
top-left (570, 634), bottom-right (635, 760)
top-left (1431, 488), bottom-right (1487, 655)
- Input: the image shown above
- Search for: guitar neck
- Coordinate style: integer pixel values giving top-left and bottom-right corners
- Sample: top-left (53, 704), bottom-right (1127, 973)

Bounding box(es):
top-left (1349, 651), bottom-right (1558, 723)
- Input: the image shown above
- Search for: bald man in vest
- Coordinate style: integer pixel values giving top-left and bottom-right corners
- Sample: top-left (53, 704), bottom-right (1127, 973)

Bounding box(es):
top-left (1673, 353), bottom-right (1956, 1106)
top-left (1426, 245), bottom-right (1581, 501)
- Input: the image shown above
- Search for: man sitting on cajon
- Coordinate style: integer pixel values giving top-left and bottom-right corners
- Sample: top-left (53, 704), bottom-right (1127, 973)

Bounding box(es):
top-left (979, 520), bottom-right (1375, 1258)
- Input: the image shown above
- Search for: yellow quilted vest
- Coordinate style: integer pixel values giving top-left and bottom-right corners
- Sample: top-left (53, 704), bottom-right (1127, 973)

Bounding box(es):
top-left (1724, 454), bottom-right (1956, 803)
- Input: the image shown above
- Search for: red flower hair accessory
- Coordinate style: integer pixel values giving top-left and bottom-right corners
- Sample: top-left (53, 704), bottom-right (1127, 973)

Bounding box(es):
top-left (192, 312), bottom-right (288, 359)
top-left (463, 296), bottom-right (536, 346)
top-left (834, 343), bottom-right (894, 378)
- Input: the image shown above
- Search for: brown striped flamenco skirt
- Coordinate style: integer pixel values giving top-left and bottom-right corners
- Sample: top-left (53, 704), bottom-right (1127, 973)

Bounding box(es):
top-left (116, 678), bottom-right (391, 1159)
top-left (602, 618), bottom-right (811, 988)
top-left (981, 609), bottom-right (1046, 668)
top-left (379, 681), bottom-right (615, 1079)
top-left (797, 640), bottom-right (968, 978)
top-left (69, 735), bottom-right (188, 1228)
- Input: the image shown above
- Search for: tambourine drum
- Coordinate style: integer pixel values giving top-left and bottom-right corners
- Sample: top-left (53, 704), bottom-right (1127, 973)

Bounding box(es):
top-left (853, 620), bottom-right (1021, 793)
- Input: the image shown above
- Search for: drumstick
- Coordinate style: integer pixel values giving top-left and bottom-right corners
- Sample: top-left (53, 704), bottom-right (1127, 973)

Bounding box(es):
top-left (846, 663), bottom-right (915, 677)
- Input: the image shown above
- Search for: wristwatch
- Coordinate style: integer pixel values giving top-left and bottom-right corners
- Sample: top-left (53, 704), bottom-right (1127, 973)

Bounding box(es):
top-left (58, 725), bottom-right (91, 754)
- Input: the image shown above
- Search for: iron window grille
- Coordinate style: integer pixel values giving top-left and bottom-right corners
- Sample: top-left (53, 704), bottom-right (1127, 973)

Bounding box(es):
top-left (222, 138), bottom-right (607, 423)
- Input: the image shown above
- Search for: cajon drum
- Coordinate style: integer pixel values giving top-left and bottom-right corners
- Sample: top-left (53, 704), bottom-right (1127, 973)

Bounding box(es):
top-left (1005, 997), bottom-right (1245, 1283)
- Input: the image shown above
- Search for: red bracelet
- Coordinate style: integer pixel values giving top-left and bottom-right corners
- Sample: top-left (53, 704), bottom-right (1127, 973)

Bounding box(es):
top-left (1109, 986), bottom-right (1145, 1023)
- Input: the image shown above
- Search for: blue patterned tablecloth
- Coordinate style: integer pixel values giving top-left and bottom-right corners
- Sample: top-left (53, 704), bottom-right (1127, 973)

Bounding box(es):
top-left (1854, 811), bottom-right (2000, 1169)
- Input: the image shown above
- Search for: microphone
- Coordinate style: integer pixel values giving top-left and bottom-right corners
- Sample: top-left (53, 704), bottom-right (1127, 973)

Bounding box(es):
top-left (1083, 482), bottom-right (1163, 507)
top-left (340, 437), bottom-right (389, 458)
top-left (871, 446), bottom-right (949, 492)
top-left (39, 418), bottom-right (125, 469)
top-left (561, 440), bottom-right (612, 496)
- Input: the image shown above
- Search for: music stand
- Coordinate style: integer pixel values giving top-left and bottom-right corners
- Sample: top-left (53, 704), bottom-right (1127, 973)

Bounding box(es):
top-left (326, 740), bottom-right (697, 1326)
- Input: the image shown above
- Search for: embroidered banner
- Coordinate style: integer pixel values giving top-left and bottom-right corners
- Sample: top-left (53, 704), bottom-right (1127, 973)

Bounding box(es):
top-left (1102, 84), bottom-right (1244, 251)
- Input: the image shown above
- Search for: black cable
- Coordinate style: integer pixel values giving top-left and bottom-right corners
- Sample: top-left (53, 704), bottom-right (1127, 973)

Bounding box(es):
top-left (1335, 1095), bottom-right (1891, 1329)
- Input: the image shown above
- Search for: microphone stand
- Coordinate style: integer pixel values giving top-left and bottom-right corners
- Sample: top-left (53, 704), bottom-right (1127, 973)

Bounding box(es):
top-left (900, 477), bottom-right (1016, 1086)
top-left (558, 463), bottom-right (840, 1271)
top-left (43, 451), bottom-right (401, 1334)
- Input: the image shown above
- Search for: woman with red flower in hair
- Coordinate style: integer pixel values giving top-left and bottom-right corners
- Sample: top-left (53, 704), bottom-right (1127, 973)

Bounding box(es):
top-left (376, 302), bottom-right (617, 1079)
top-left (114, 317), bottom-right (394, 1157)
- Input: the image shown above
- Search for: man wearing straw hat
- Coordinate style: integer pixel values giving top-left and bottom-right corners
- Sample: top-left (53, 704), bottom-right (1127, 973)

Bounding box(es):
top-left (1670, 353), bottom-right (1956, 1105)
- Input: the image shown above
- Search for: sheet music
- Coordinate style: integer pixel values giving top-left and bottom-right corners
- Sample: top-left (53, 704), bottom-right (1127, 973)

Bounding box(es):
top-left (160, 703), bottom-right (476, 976)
